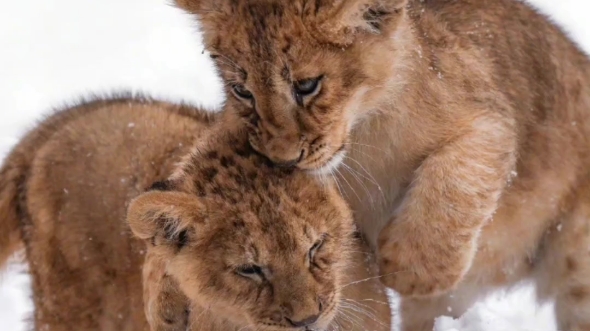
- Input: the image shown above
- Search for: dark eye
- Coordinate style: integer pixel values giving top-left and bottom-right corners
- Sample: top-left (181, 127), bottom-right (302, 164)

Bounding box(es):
top-left (294, 76), bottom-right (322, 97)
top-left (309, 239), bottom-right (324, 262)
top-left (232, 84), bottom-right (253, 100)
top-left (236, 264), bottom-right (264, 279)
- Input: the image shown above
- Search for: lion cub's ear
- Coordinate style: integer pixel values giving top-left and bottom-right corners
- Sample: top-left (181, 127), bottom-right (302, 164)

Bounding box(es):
top-left (173, 0), bottom-right (202, 14)
top-left (173, 0), bottom-right (227, 15)
top-left (309, 0), bottom-right (408, 46)
top-left (127, 191), bottom-right (204, 249)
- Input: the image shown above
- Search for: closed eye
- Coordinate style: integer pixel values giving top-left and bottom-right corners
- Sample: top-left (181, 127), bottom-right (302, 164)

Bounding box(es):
top-left (231, 83), bottom-right (253, 100)
top-left (308, 238), bottom-right (324, 265)
top-left (236, 264), bottom-right (264, 281)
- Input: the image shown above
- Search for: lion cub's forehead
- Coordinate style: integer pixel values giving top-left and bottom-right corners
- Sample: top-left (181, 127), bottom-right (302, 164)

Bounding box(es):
top-left (208, 1), bottom-right (318, 69)
top-left (175, 133), bottom-right (337, 222)
top-left (216, 212), bottom-right (307, 253)
top-left (180, 139), bottom-right (294, 199)
top-left (171, 135), bottom-right (346, 246)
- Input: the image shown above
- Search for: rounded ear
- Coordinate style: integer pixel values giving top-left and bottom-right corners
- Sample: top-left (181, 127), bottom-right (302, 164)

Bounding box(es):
top-left (173, 0), bottom-right (229, 16)
top-left (173, 0), bottom-right (203, 14)
top-left (127, 191), bottom-right (204, 248)
top-left (310, 0), bottom-right (408, 46)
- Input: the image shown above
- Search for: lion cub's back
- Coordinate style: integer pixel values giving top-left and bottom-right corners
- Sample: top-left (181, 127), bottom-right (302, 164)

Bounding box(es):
top-left (23, 98), bottom-right (216, 330)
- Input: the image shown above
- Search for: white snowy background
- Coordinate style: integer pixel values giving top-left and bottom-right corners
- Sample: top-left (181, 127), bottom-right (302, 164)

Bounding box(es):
top-left (0, 0), bottom-right (588, 330)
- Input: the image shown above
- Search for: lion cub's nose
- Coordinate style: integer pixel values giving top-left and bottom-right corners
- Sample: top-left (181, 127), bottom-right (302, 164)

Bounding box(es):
top-left (263, 134), bottom-right (304, 167)
top-left (285, 314), bottom-right (319, 327)
top-left (272, 149), bottom-right (304, 168)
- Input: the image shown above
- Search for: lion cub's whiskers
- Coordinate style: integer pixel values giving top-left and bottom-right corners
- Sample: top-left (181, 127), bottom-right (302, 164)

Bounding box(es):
top-left (341, 270), bottom-right (409, 289)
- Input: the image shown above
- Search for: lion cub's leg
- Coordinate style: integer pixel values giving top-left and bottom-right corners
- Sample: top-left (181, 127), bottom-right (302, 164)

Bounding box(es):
top-left (377, 115), bottom-right (517, 297)
top-left (536, 198), bottom-right (590, 331)
top-left (398, 282), bottom-right (483, 331)
top-left (336, 235), bottom-right (392, 331)
top-left (143, 251), bottom-right (189, 331)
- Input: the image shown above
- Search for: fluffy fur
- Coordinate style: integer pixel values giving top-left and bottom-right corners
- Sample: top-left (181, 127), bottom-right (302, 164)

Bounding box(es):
top-left (0, 97), bottom-right (391, 331)
top-left (129, 112), bottom-right (391, 331)
top-left (172, 0), bottom-right (590, 329)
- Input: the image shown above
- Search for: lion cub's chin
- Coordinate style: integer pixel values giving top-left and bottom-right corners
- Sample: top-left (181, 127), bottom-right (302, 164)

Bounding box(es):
top-left (306, 150), bottom-right (347, 177)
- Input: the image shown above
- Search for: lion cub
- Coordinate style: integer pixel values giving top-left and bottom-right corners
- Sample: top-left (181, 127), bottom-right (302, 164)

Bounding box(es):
top-left (171, 0), bottom-right (590, 329)
top-left (0, 96), bottom-right (390, 331)
top-left (130, 121), bottom-right (391, 331)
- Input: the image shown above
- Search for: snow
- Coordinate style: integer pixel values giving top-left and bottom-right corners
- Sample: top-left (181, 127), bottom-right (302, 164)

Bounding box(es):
top-left (0, 0), bottom-right (589, 330)
top-left (432, 286), bottom-right (557, 331)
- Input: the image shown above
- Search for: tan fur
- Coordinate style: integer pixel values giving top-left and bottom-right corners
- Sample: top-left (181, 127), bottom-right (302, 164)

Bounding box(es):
top-left (173, 0), bottom-right (590, 329)
top-left (0, 96), bottom-right (215, 330)
top-left (128, 113), bottom-right (391, 331)
top-left (0, 96), bottom-right (390, 331)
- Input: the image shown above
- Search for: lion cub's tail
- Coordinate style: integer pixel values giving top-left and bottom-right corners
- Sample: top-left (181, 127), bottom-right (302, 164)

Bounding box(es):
top-left (0, 148), bottom-right (29, 269)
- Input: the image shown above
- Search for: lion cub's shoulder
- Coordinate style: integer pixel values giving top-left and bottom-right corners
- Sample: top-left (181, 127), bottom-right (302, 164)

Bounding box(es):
top-left (0, 95), bottom-right (221, 329)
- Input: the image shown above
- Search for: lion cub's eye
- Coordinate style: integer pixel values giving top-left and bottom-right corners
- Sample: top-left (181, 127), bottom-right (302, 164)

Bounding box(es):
top-left (236, 264), bottom-right (264, 280)
top-left (294, 76), bottom-right (322, 97)
top-left (231, 84), bottom-right (253, 100)
top-left (309, 239), bottom-right (324, 263)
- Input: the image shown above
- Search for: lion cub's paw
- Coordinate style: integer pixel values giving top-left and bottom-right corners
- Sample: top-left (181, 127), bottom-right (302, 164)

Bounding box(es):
top-left (376, 220), bottom-right (476, 297)
top-left (143, 254), bottom-right (190, 331)
top-left (151, 299), bottom-right (189, 331)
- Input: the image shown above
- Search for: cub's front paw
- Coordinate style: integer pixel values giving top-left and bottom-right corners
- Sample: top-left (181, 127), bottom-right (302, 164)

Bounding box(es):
top-left (145, 272), bottom-right (190, 331)
top-left (153, 306), bottom-right (189, 331)
top-left (377, 220), bottom-right (476, 297)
